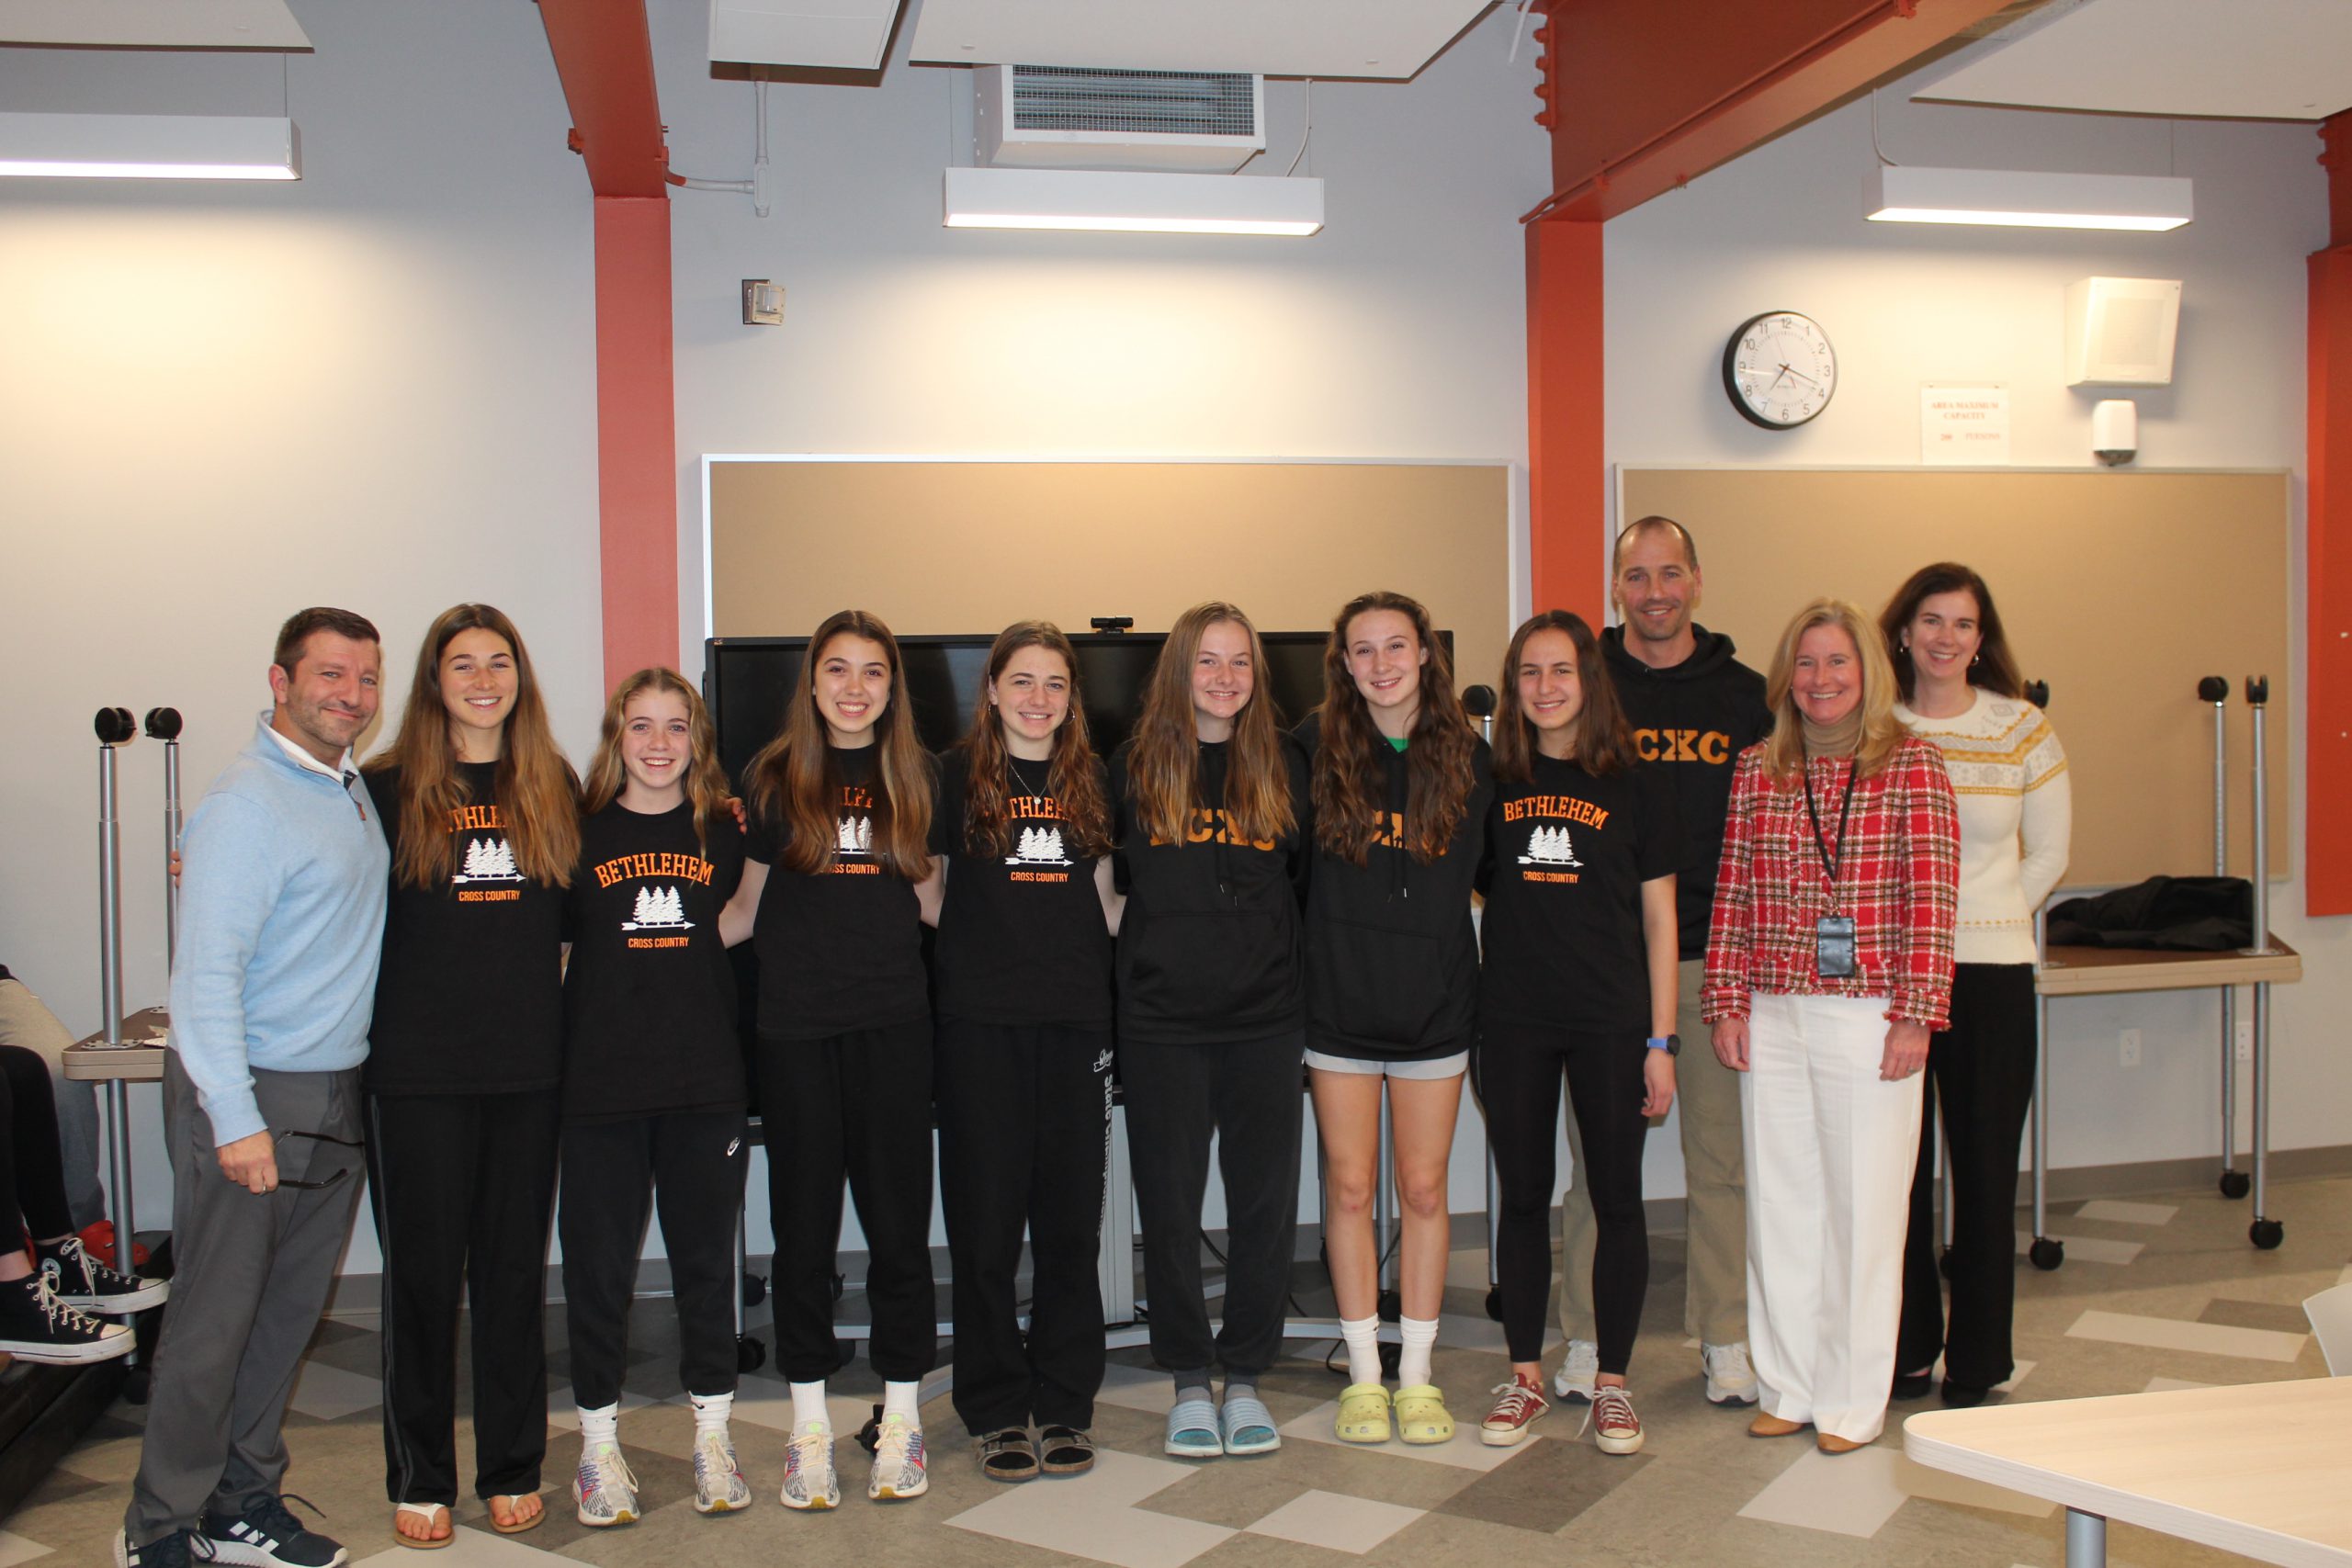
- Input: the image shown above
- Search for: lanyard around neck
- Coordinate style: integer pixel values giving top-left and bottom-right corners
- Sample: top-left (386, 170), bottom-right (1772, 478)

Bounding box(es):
top-left (1801, 757), bottom-right (1859, 898)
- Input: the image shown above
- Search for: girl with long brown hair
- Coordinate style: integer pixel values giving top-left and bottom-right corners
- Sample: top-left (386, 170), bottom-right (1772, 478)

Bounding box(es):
top-left (358, 603), bottom-right (579, 1545)
top-left (560, 668), bottom-right (753, 1526)
top-left (1473, 610), bottom-right (1679, 1457)
top-left (919, 622), bottom-right (1121, 1483)
top-left (1111, 603), bottom-right (1311, 1461)
top-left (717, 609), bottom-right (936, 1510)
top-left (1299, 592), bottom-right (1489, 1449)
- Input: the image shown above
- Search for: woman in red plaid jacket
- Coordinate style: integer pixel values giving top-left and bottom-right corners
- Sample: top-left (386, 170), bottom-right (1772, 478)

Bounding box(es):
top-left (1701, 597), bottom-right (1958, 1455)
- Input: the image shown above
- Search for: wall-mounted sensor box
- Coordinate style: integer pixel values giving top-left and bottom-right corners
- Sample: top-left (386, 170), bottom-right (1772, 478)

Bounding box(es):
top-left (2065, 276), bottom-right (2181, 387)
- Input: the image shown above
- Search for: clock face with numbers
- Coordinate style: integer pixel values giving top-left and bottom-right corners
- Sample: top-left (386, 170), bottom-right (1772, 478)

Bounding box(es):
top-left (1723, 311), bottom-right (1838, 430)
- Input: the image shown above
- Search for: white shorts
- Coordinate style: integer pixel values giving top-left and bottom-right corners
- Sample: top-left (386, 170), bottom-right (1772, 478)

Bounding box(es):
top-left (1305, 1049), bottom-right (1469, 1081)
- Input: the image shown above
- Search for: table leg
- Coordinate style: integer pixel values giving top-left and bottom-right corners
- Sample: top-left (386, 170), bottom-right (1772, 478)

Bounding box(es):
top-left (2248, 981), bottom-right (2282, 1248)
top-left (2031, 987), bottom-right (2050, 1244)
top-left (2065, 1507), bottom-right (2108, 1568)
top-left (104, 1078), bottom-right (141, 1371)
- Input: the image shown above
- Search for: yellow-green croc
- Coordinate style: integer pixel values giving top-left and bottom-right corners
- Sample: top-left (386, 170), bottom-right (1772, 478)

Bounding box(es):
top-left (1393, 1384), bottom-right (1455, 1445)
top-left (1335, 1382), bottom-right (1392, 1444)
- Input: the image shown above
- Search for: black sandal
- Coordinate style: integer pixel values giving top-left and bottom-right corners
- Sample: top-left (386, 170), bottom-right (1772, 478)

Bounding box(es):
top-left (1039, 1425), bottom-right (1095, 1476)
top-left (978, 1427), bottom-right (1039, 1483)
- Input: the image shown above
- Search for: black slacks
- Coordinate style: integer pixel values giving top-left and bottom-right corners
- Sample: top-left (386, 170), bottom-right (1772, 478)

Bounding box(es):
top-left (754, 1019), bottom-right (938, 1384)
top-left (1897, 963), bottom-right (2038, 1388)
top-left (935, 1019), bottom-right (1112, 1436)
top-left (365, 1090), bottom-right (560, 1506)
top-left (559, 1109), bottom-right (749, 1409)
top-left (1119, 1030), bottom-right (1304, 1381)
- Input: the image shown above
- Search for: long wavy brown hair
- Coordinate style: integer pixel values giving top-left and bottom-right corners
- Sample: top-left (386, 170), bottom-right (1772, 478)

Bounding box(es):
top-left (956, 622), bottom-right (1113, 861)
top-left (1877, 561), bottom-right (2025, 703)
top-left (1493, 610), bottom-right (1637, 782)
top-left (1126, 603), bottom-right (1295, 847)
top-left (365, 604), bottom-right (579, 889)
top-left (582, 668), bottom-right (733, 858)
top-left (743, 610), bottom-right (933, 879)
top-left (1761, 597), bottom-right (1905, 783)
top-left (1312, 592), bottom-right (1477, 864)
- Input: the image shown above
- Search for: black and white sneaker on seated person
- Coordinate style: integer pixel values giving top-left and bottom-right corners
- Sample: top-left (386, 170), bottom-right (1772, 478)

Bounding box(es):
top-left (39, 1233), bottom-right (170, 1314)
top-left (0, 1270), bottom-right (134, 1364)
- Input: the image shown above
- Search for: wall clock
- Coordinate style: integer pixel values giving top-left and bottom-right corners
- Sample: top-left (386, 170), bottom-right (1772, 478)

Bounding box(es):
top-left (1723, 311), bottom-right (1838, 430)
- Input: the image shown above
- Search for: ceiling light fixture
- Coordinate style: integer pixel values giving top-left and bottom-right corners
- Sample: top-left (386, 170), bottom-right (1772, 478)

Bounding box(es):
top-left (944, 166), bottom-right (1322, 237)
top-left (0, 112), bottom-right (300, 180)
top-left (1865, 164), bottom-right (2189, 231)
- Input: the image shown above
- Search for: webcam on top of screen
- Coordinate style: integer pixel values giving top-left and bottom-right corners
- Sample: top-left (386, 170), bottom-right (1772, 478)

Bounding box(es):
top-left (1091, 616), bottom-right (1135, 634)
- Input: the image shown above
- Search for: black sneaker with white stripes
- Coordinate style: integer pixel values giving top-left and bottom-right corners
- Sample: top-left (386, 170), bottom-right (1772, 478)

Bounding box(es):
top-left (40, 1234), bottom-right (170, 1314)
top-left (199, 1494), bottom-right (345, 1568)
top-left (113, 1527), bottom-right (215, 1567)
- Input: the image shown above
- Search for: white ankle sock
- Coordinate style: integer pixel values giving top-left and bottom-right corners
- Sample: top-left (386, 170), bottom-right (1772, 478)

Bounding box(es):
top-left (577, 1401), bottom-right (619, 1447)
top-left (882, 1381), bottom-right (920, 1423)
top-left (1397, 1315), bottom-right (1440, 1387)
top-left (689, 1392), bottom-right (733, 1436)
top-left (1340, 1314), bottom-right (1384, 1385)
top-left (789, 1381), bottom-right (830, 1432)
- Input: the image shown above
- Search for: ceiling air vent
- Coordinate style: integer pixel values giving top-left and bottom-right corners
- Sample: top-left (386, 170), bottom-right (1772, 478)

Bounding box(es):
top-left (978, 64), bottom-right (1265, 174)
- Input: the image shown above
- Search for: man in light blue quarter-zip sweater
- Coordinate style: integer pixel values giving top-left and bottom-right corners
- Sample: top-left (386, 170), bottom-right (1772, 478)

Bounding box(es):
top-left (120, 608), bottom-right (390, 1568)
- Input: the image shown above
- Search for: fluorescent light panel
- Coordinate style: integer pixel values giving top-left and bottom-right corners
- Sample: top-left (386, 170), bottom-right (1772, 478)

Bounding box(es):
top-left (1866, 164), bottom-right (2189, 231)
top-left (0, 112), bottom-right (300, 179)
top-left (944, 165), bottom-right (1322, 236)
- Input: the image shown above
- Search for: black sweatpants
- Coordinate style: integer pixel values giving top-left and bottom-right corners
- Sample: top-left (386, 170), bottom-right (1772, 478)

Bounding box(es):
top-left (1119, 1030), bottom-right (1303, 1381)
top-left (755, 1019), bottom-right (937, 1385)
top-left (1898, 962), bottom-right (2038, 1388)
top-left (935, 1019), bottom-right (1112, 1436)
top-left (365, 1090), bottom-right (560, 1506)
top-left (1476, 1021), bottom-right (1650, 1372)
top-left (559, 1110), bottom-right (749, 1409)
top-left (0, 1045), bottom-right (72, 1241)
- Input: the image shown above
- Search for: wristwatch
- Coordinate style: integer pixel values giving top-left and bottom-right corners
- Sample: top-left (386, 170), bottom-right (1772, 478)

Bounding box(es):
top-left (1646, 1034), bottom-right (1680, 1056)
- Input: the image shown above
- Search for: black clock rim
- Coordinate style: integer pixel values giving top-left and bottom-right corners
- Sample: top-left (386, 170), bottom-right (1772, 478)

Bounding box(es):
top-left (1722, 310), bottom-right (1834, 431)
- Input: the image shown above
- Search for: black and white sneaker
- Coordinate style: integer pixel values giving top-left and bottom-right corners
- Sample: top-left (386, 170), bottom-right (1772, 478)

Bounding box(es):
top-left (199, 1494), bottom-right (346, 1568)
top-left (0, 1271), bottom-right (134, 1364)
top-left (40, 1235), bottom-right (170, 1314)
top-left (114, 1528), bottom-right (216, 1567)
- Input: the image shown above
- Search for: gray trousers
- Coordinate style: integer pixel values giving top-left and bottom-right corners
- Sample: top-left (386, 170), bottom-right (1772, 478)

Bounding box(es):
top-left (0, 977), bottom-right (105, 1232)
top-left (124, 1054), bottom-right (366, 1547)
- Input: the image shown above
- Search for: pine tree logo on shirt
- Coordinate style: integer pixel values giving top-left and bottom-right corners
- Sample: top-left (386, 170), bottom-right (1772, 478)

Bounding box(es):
top-left (1518, 823), bottom-right (1583, 868)
top-left (835, 815), bottom-right (875, 856)
top-left (1005, 825), bottom-right (1074, 867)
top-left (452, 837), bottom-right (524, 884)
top-left (620, 885), bottom-right (693, 931)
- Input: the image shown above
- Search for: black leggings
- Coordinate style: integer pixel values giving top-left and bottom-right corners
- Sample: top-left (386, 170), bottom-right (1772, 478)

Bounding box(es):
top-left (0, 1045), bottom-right (72, 1242)
top-left (1476, 1021), bottom-right (1649, 1372)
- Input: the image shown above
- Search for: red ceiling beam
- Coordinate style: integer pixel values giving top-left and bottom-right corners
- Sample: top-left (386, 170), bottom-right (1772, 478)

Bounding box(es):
top-left (1523, 0), bottom-right (2016, 224)
top-left (537, 0), bottom-right (670, 197)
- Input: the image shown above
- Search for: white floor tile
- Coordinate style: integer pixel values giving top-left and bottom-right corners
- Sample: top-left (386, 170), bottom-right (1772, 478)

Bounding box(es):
top-left (1280, 1398), bottom-right (1531, 1472)
top-left (351, 1525), bottom-right (572, 1564)
top-left (0, 1531), bottom-right (52, 1567)
top-left (1246, 1489), bottom-right (1425, 1554)
top-left (1891, 1452), bottom-right (2057, 1518)
top-left (1737, 1445), bottom-right (1909, 1537)
top-left (945, 1448), bottom-right (1235, 1568)
top-left (2074, 1199), bottom-right (2178, 1225)
top-left (2014, 1230), bottom-right (2144, 1266)
top-left (286, 1359), bottom-right (382, 1420)
top-left (2065, 1309), bottom-right (2306, 1363)
top-left (2144, 1376), bottom-right (2211, 1393)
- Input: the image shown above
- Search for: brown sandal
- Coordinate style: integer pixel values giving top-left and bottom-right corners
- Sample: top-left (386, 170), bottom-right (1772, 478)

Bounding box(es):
top-left (978, 1427), bottom-right (1039, 1483)
top-left (1039, 1426), bottom-right (1095, 1476)
top-left (487, 1493), bottom-right (545, 1534)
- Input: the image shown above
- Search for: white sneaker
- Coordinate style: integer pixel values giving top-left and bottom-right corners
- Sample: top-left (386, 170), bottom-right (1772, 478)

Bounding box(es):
top-left (867, 1414), bottom-right (928, 1501)
top-left (779, 1424), bottom-right (841, 1510)
top-left (1702, 1341), bottom-right (1758, 1405)
top-left (574, 1439), bottom-right (639, 1527)
top-left (693, 1427), bottom-right (752, 1514)
top-left (1552, 1339), bottom-right (1600, 1403)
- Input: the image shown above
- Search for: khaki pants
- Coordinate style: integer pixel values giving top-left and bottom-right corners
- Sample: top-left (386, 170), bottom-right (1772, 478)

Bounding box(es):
top-left (1557, 957), bottom-right (1747, 1348)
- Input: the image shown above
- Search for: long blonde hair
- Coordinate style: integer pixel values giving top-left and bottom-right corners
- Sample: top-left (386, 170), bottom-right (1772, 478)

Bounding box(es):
top-left (582, 668), bottom-right (732, 857)
top-left (1760, 597), bottom-right (1905, 783)
top-left (1127, 603), bottom-right (1295, 847)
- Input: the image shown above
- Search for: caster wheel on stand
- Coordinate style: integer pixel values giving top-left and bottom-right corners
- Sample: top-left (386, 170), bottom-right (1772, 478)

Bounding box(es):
top-left (737, 1336), bottom-right (766, 1373)
top-left (2029, 1236), bottom-right (2064, 1271)
top-left (1938, 1247), bottom-right (1954, 1281)
top-left (2220, 1169), bottom-right (2252, 1200)
top-left (1484, 1284), bottom-right (1504, 1324)
top-left (1375, 1289), bottom-right (1402, 1324)
top-left (1377, 1341), bottom-right (1402, 1380)
top-left (830, 1271), bottom-right (845, 1303)
top-left (2250, 1218), bottom-right (2284, 1250)
top-left (742, 1271), bottom-right (767, 1306)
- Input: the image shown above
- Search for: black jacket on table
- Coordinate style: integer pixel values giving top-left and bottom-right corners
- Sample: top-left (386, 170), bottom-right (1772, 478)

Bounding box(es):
top-left (1600, 624), bottom-right (1773, 961)
top-left (1109, 734), bottom-right (1311, 1047)
top-left (1295, 713), bottom-right (1492, 1062)
top-left (561, 800), bottom-right (746, 1122)
top-left (361, 761), bottom-right (568, 1096)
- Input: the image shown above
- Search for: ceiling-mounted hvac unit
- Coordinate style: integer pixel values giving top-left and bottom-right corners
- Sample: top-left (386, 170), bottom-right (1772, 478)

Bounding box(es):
top-left (977, 65), bottom-right (1265, 174)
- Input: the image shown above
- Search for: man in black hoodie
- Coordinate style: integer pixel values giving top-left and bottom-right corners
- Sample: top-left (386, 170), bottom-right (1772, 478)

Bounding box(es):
top-left (1554, 516), bottom-right (1772, 1409)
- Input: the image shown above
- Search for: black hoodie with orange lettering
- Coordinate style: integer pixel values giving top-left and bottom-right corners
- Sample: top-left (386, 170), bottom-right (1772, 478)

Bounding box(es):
top-left (1295, 713), bottom-right (1492, 1062)
top-left (1109, 735), bottom-right (1312, 1046)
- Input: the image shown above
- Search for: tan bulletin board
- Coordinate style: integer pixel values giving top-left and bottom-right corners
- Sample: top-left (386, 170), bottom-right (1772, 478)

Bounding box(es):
top-left (708, 458), bottom-right (1515, 715)
top-left (1620, 468), bottom-right (2290, 889)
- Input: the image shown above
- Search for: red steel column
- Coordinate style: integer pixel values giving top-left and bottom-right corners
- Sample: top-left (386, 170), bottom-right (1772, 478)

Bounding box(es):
top-left (592, 194), bottom-right (679, 689)
top-left (2307, 112), bottom-right (2352, 911)
top-left (1526, 218), bottom-right (1607, 624)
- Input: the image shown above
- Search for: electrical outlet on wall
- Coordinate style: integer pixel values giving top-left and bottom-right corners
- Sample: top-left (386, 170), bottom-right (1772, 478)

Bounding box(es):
top-left (2119, 1028), bottom-right (2143, 1068)
top-left (2235, 1020), bottom-right (2254, 1062)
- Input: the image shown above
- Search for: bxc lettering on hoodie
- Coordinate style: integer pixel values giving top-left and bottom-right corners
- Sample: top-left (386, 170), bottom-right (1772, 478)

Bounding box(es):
top-left (1149, 806), bottom-right (1277, 852)
top-left (1634, 728), bottom-right (1733, 764)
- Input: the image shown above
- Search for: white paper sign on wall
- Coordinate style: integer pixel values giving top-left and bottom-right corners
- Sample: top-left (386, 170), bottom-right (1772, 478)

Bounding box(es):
top-left (1921, 385), bottom-right (2010, 466)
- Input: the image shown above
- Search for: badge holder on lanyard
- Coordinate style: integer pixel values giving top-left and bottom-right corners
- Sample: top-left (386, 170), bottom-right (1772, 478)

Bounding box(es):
top-left (1804, 760), bottom-right (1860, 979)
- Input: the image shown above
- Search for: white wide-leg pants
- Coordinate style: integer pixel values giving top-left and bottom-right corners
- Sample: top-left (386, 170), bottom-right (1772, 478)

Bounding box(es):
top-left (1740, 991), bottom-right (1925, 1444)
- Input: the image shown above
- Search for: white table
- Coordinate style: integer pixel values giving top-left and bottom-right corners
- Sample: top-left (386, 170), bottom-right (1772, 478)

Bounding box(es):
top-left (1905, 1379), bottom-right (2352, 1567)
